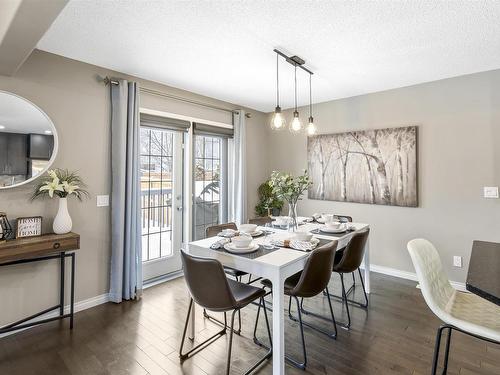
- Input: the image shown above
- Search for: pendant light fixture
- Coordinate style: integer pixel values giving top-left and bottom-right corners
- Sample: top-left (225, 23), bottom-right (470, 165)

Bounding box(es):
top-left (271, 49), bottom-right (314, 135)
top-left (306, 73), bottom-right (316, 136)
top-left (289, 64), bottom-right (303, 133)
top-left (270, 52), bottom-right (285, 130)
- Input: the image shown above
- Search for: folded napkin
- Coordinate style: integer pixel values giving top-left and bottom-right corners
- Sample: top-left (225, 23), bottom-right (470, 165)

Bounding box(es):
top-left (217, 229), bottom-right (239, 238)
top-left (271, 239), bottom-right (315, 251)
top-left (210, 238), bottom-right (229, 249)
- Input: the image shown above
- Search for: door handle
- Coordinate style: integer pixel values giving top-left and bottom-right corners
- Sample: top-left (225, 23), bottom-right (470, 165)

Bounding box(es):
top-left (176, 206), bottom-right (183, 211)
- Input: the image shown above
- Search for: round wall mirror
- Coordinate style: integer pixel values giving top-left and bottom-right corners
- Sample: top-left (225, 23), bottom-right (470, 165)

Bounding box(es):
top-left (0, 91), bottom-right (58, 189)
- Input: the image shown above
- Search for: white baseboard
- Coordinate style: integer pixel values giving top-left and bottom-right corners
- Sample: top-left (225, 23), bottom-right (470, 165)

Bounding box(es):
top-left (143, 270), bottom-right (183, 289)
top-left (0, 293), bottom-right (110, 339)
top-left (361, 264), bottom-right (467, 292)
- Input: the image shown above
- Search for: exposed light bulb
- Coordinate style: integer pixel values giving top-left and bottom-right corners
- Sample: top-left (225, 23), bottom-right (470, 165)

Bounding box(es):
top-left (270, 107), bottom-right (285, 130)
top-left (44, 130), bottom-right (52, 135)
top-left (306, 117), bottom-right (316, 136)
top-left (0, 125), bottom-right (5, 130)
top-left (289, 111), bottom-right (302, 133)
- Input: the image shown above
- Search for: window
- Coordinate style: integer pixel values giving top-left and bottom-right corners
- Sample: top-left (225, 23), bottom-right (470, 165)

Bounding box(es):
top-left (193, 134), bottom-right (229, 240)
top-left (140, 127), bottom-right (174, 262)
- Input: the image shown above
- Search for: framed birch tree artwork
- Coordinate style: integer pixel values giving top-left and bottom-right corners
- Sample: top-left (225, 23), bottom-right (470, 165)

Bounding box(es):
top-left (307, 126), bottom-right (417, 207)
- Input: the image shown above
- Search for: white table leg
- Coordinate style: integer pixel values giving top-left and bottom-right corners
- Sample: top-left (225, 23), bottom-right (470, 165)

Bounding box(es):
top-left (188, 294), bottom-right (195, 340)
top-left (271, 274), bottom-right (285, 375)
top-left (363, 237), bottom-right (371, 294)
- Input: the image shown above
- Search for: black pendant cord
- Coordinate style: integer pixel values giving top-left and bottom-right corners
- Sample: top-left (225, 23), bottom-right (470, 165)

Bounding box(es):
top-left (309, 73), bottom-right (313, 118)
top-left (294, 64), bottom-right (298, 112)
top-left (276, 53), bottom-right (280, 107)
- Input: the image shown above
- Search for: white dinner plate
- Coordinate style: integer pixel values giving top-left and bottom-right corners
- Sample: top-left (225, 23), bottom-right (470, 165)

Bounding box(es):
top-left (241, 230), bottom-right (263, 237)
top-left (319, 226), bottom-right (347, 234)
top-left (224, 242), bottom-right (259, 254)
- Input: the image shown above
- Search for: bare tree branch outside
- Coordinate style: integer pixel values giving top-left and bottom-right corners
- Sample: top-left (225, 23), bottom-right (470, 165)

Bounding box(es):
top-left (307, 126), bottom-right (418, 207)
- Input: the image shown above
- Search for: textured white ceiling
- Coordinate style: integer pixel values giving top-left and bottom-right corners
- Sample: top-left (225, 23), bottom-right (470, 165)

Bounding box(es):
top-left (38, 0), bottom-right (500, 112)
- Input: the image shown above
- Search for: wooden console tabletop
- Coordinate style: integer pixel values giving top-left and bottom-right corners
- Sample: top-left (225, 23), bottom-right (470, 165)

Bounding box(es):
top-left (0, 232), bottom-right (80, 264)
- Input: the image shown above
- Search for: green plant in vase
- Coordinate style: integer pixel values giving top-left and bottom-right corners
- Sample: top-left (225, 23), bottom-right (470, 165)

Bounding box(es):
top-left (269, 170), bottom-right (312, 231)
top-left (255, 180), bottom-right (284, 217)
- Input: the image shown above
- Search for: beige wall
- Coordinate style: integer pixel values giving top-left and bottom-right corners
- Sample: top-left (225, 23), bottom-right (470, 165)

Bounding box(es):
top-left (267, 70), bottom-right (500, 283)
top-left (0, 50), bottom-right (269, 325)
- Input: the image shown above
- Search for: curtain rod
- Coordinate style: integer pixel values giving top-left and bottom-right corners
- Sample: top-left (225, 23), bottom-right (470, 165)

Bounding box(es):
top-left (99, 76), bottom-right (251, 118)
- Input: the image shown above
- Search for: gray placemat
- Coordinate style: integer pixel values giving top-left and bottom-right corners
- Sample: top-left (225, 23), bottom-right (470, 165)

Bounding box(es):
top-left (310, 228), bottom-right (355, 238)
top-left (214, 238), bottom-right (334, 259)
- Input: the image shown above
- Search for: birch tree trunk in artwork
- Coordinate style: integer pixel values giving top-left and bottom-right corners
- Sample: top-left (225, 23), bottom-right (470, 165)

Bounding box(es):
top-left (318, 139), bottom-right (325, 200)
top-left (396, 132), bottom-right (404, 203)
top-left (364, 155), bottom-right (376, 204)
top-left (349, 132), bottom-right (376, 204)
top-left (335, 137), bottom-right (349, 201)
top-left (369, 130), bottom-right (391, 204)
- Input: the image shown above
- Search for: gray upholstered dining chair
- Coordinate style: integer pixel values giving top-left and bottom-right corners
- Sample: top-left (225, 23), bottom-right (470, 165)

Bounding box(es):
top-left (248, 217), bottom-right (272, 226)
top-left (253, 241), bottom-right (338, 370)
top-left (407, 239), bottom-right (500, 375)
top-left (302, 229), bottom-right (370, 329)
top-left (179, 250), bottom-right (272, 375)
top-left (205, 222), bottom-right (250, 333)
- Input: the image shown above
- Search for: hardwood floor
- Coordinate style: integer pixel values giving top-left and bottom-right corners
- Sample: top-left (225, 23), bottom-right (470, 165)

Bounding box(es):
top-left (0, 273), bottom-right (498, 374)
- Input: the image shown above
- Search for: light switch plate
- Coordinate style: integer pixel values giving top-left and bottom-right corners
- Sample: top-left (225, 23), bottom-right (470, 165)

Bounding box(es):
top-left (453, 256), bottom-right (462, 268)
top-left (483, 186), bottom-right (499, 198)
top-left (96, 195), bottom-right (110, 207)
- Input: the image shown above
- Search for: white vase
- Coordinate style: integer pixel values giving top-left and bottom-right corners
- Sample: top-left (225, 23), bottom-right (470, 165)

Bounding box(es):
top-left (53, 197), bottom-right (72, 234)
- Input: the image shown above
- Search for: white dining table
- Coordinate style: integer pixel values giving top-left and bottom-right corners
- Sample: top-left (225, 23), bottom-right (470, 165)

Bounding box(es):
top-left (184, 222), bottom-right (370, 375)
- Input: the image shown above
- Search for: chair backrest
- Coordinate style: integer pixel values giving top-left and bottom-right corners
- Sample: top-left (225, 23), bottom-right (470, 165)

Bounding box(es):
top-left (248, 217), bottom-right (272, 225)
top-left (407, 239), bottom-right (455, 317)
top-left (181, 250), bottom-right (236, 311)
top-left (206, 222), bottom-right (238, 238)
top-left (333, 229), bottom-right (370, 273)
top-left (335, 215), bottom-right (353, 223)
top-left (290, 240), bottom-right (338, 298)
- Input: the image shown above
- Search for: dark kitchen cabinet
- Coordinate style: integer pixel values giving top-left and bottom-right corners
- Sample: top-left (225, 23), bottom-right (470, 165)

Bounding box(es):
top-left (0, 133), bottom-right (28, 175)
top-left (29, 134), bottom-right (54, 160)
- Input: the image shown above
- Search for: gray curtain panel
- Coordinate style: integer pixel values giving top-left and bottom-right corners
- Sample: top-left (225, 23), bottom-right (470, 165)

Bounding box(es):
top-left (229, 110), bottom-right (247, 225)
top-left (109, 80), bottom-right (143, 303)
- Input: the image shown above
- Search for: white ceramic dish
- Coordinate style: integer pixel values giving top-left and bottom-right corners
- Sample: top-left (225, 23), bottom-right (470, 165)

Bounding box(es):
top-left (248, 230), bottom-right (264, 237)
top-left (294, 231), bottom-right (313, 241)
top-left (239, 224), bottom-right (258, 233)
top-left (224, 242), bottom-right (259, 254)
top-left (320, 226), bottom-right (346, 234)
top-left (231, 235), bottom-right (253, 248)
top-left (325, 221), bottom-right (342, 229)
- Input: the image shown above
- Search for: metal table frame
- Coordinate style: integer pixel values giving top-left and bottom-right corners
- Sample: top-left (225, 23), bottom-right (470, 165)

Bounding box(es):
top-left (0, 251), bottom-right (76, 334)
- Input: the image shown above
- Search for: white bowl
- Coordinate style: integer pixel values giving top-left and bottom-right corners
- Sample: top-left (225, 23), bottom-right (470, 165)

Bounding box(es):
top-left (294, 231), bottom-right (313, 242)
top-left (239, 224), bottom-right (258, 233)
top-left (322, 214), bottom-right (335, 223)
top-left (231, 236), bottom-right (253, 248)
top-left (325, 221), bottom-right (342, 229)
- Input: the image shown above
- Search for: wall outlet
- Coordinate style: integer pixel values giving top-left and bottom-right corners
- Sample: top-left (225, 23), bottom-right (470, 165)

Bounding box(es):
top-left (96, 195), bottom-right (110, 207)
top-left (483, 186), bottom-right (499, 198)
top-left (453, 256), bottom-right (462, 268)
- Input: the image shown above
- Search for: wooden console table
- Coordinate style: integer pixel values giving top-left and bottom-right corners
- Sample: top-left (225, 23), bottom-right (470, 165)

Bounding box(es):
top-left (0, 232), bottom-right (80, 335)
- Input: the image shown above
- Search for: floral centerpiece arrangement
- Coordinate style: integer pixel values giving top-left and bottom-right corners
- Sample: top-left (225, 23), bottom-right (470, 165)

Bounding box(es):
top-left (269, 170), bottom-right (312, 230)
top-left (32, 169), bottom-right (88, 234)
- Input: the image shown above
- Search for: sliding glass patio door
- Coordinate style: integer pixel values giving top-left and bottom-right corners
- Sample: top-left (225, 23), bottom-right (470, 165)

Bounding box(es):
top-left (140, 126), bottom-right (184, 281)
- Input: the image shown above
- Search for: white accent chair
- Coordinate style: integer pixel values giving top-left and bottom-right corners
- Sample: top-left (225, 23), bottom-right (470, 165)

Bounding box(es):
top-left (407, 239), bottom-right (500, 375)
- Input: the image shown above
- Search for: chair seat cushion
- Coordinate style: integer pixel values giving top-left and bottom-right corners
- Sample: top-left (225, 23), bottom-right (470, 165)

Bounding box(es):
top-left (261, 271), bottom-right (302, 295)
top-left (440, 290), bottom-right (500, 342)
top-left (227, 279), bottom-right (266, 308)
top-left (224, 266), bottom-right (248, 278)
